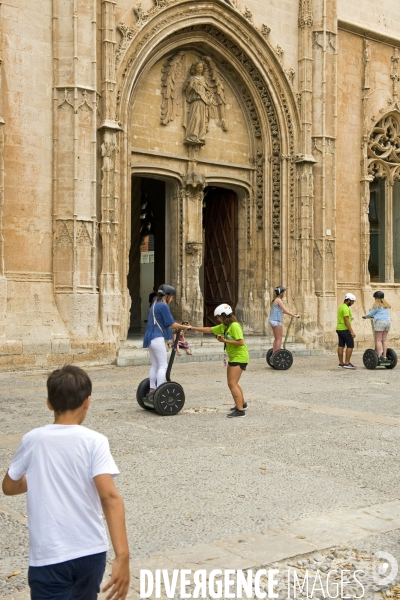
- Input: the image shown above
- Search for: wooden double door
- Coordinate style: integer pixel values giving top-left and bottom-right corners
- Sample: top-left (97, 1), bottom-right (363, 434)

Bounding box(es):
top-left (203, 188), bottom-right (238, 326)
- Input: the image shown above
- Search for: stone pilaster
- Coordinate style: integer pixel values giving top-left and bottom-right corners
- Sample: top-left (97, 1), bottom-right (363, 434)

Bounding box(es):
top-left (296, 0), bottom-right (318, 340)
top-left (311, 0), bottom-right (338, 333)
top-left (179, 178), bottom-right (204, 326)
top-left (52, 0), bottom-right (100, 340)
top-left (98, 126), bottom-right (123, 338)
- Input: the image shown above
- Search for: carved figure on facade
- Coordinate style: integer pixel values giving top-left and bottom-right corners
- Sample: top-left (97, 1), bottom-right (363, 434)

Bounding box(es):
top-left (101, 139), bottom-right (116, 172)
top-left (161, 53), bottom-right (227, 146)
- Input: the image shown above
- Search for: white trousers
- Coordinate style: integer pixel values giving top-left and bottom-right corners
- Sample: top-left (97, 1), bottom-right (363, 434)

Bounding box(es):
top-left (148, 336), bottom-right (168, 389)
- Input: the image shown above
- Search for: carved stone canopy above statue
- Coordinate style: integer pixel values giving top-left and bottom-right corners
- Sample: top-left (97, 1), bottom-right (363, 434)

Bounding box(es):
top-left (160, 52), bottom-right (228, 146)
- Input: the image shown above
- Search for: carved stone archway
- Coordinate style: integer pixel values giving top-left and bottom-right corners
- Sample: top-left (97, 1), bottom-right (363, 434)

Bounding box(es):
top-left (98, 0), bottom-right (301, 337)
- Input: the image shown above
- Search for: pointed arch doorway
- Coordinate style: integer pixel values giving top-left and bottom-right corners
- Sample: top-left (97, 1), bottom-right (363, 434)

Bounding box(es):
top-left (202, 186), bottom-right (238, 326)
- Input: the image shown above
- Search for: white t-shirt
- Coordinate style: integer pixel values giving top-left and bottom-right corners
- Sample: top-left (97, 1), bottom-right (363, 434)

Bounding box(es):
top-left (8, 424), bottom-right (119, 567)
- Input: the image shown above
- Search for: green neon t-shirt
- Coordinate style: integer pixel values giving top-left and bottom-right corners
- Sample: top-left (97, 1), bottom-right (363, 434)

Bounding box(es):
top-left (211, 322), bottom-right (249, 364)
top-left (336, 303), bottom-right (352, 331)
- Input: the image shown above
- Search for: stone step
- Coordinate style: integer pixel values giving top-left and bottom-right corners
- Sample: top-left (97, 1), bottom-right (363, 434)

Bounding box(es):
top-left (116, 341), bottom-right (320, 367)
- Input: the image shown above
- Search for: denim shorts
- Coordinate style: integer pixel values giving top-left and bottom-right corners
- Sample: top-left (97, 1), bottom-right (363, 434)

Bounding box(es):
top-left (269, 320), bottom-right (282, 328)
top-left (28, 552), bottom-right (106, 600)
top-left (374, 320), bottom-right (391, 332)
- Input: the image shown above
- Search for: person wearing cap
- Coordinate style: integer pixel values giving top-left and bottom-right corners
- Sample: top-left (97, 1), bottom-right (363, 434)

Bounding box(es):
top-left (362, 291), bottom-right (391, 361)
top-left (269, 286), bottom-right (300, 354)
top-left (143, 284), bottom-right (191, 396)
top-left (190, 304), bottom-right (249, 419)
top-left (336, 293), bottom-right (357, 369)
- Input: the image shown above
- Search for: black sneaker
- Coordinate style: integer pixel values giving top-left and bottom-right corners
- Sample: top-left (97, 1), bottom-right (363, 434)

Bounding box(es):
top-left (227, 409), bottom-right (246, 418)
top-left (230, 403), bottom-right (248, 411)
top-left (379, 356), bottom-right (387, 362)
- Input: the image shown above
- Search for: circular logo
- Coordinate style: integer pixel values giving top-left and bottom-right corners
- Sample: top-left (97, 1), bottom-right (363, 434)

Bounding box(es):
top-left (373, 552), bottom-right (398, 586)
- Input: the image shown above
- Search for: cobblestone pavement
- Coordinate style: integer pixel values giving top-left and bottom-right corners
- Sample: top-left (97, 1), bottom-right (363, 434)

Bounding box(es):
top-left (1, 354), bottom-right (400, 598)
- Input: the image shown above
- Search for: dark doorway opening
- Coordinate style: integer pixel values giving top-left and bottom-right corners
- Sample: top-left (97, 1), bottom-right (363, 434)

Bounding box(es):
top-left (368, 179), bottom-right (385, 282)
top-left (128, 177), bottom-right (166, 335)
top-left (203, 187), bottom-right (238, 326)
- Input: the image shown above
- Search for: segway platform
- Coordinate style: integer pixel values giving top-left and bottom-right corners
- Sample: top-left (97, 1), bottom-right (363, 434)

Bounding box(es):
top-left (362, 348), bottom-right (397, 370)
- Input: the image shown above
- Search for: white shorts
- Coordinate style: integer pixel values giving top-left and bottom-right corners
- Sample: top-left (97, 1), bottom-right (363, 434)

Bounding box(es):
top-left (374, 320), bottom-right (391, 332)
top-left (269, 320), bottom-right (282, 328)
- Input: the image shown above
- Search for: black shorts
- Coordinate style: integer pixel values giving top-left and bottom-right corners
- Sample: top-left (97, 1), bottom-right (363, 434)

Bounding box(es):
top-left (228, 362), bottom-right (247, 370)
top-left (336, 329), bottom-right (354, 349)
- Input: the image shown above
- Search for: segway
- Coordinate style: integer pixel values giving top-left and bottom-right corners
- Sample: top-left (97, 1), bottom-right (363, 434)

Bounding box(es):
top-left (266, 317), bottom-right (294, 371)
top-left (362, 320), bottom-right (397, 370)
top-left (136, 329), bottom-right (185, 415)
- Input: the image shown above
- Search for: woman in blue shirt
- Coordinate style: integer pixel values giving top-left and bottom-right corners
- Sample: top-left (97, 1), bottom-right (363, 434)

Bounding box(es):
top-left (143, 284), bottom-right (191, 394)
top-left (362, 290), bottom-right (391, 361)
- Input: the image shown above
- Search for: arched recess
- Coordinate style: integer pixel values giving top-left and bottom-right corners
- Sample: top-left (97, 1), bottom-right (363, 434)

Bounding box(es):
top-left (109, 0), bottom-right (300, 336)
top-left (362, 111), bottom-right (400, 284)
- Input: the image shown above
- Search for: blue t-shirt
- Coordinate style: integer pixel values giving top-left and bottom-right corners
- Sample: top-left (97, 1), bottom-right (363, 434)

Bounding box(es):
top-left (143, 302), bottom-right (175, 348)
top-left (364, 307), bottom-right (390, 322)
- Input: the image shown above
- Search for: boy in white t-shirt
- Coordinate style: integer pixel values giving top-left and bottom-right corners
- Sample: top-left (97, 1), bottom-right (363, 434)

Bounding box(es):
top-left (2, 365), bottom-right (130, 600)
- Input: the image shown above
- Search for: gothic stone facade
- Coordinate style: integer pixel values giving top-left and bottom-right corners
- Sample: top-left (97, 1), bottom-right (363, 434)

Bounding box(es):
top-left (0, 0), bottom-right (399, 368)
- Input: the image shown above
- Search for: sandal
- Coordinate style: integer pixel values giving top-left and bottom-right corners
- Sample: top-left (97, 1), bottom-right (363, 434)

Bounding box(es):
top-left (176, 350), bottom-right (181, 356)
top-left (186, 349), bottom-right (192, 355)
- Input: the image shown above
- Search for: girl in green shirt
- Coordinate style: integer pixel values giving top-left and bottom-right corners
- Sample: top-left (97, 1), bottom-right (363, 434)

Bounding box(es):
top-left (190, 303), bottom-right (248, 418)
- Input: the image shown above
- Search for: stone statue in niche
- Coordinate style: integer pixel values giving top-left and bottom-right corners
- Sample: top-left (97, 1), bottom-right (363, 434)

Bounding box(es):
top-left (161, 53), bottom-right (227, 146)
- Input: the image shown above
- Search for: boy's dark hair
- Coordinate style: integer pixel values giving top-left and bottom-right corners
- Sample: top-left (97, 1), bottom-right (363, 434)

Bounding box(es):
top-left (47, 365), bottom-right (92, 414)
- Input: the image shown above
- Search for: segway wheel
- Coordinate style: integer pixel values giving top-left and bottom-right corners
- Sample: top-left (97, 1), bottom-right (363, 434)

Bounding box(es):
top-left (272, 349), bottom-right (293, 370)
top-left (363, 349), bottom-right (379, 370)
top-left (384, 348), bottom-right (398, 369)
top-left (266, 348), bottom-right (275, 368)
top-left (136, 378), bottom-right (153, 410)
top-left (153, 382), bottom-right (185, 416)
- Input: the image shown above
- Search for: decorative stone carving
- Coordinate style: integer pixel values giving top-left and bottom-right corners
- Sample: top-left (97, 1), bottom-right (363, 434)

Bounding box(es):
top-left (275, 46), bottom-right (284, 64)
top-left (285, 68), bottom-right (295, 86)
top-left (185, 242), bottom-right (202, 255)
top-left (243, 8), bottom-right (253, 23)
top-left (101, 138), bottom-right (117, 172)
top-left (251, 151), bottom-right (265, 232)
top-left (77, 222), bottom-right (92, 246)
top-left (133, 3), bottom-right (149, 27)
top-left (369, 114), bottom-right (400, 164)
top-left (363, 38), bottom-right (371, 92)
top-left (182, 171), bottom-right (206, 189)
top-left (260, 24), bottom-right (271, 39)
top-left (298, 0), bottom-right (313, 28)
top-left (160, 53), bottom-right (227, 146)
top-left (56, 221), bottom-right (73, 246)
top-left (116, 24), bottom-right (136, 68)
top-left (313, 31), bottom-right (336, 53)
